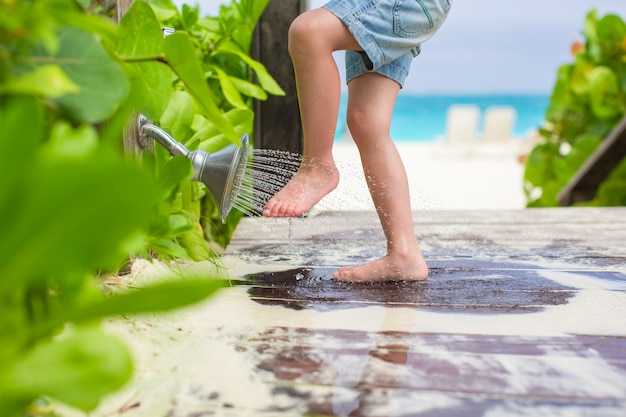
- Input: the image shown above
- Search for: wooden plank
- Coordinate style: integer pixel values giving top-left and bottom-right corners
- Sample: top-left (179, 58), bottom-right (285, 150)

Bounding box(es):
top-left (236, 328), bottom-right (626, 415)
top-left (559, 115), bottom-right (626, 206)
top-left (223, 208), bottom-right (625, 416)
top-left (252, 0), bottom-right (307, 154)
top-left (98, 208), bottom-right (626, 417)
top-left (227, 209), bottom-right (626, 247)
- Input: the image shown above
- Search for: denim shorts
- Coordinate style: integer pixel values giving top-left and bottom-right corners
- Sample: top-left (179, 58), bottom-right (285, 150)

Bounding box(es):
top-left (323, 0), bottom-right (452, 87)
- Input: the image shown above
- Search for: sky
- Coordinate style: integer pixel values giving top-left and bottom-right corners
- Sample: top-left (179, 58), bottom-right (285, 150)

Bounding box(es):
top-left (178, 0), bottom-right (626, 95)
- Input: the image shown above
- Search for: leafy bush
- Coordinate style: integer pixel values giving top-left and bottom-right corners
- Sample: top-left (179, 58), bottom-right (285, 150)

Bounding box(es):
top-left (524, 10), bottom-right (626, 207)
top-left (144, 0), bottom-right (283, 255)
top-left (0, 0), bottom-right (278, 415)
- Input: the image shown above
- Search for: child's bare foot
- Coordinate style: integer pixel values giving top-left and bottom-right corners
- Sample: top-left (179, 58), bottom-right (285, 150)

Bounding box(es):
top-left (263, 161), bottom-right (339, 217)
top-left (333, 252), bottom-right (428, 282)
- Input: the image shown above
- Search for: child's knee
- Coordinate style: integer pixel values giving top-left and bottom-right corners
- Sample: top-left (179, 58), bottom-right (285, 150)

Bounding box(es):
top-left (288, 13), bottom-right (318, 53)
top-left (289, 10), bottom-right (340, 56)
top-left (346, 108), bottom-right (370, 139)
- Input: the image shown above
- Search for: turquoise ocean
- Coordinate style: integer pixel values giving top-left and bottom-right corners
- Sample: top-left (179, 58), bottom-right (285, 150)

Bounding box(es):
top-left (335, 94), bottom-right (550, 142)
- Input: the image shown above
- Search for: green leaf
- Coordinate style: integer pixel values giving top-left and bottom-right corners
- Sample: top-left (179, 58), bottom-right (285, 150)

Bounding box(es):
top-left (117, 0), bottom-right (172, 120)
top-left (0, 97), bottom-right (44, 212)
top-left (557, 135), bottom-right (602, 182)
top-left (3, 328), bottom-right (133, 411)
top-left (68, 278), bottom-right (225, 321)
top-left (160, 90), bottom-right (195, 143)
top-left (243, 59), bottom-right (284, 96)
top-left (163, 32), bottom-right (238, 144)
top-left (523, 141), bottom-right (559, 186)
top-left (230, 76), bottom-right (268, 100)
top-left (196, 17), bottom-right (220, 33)
top-left (196, 108), bottom-right (253, 152)
top-left (597, 179), bottom-right (626, 205)
top-left (0, 65), bottom-right (79, 98)
top-left (584, 9), bottom-right (602, 63)
top-left (214, 42), bottom-right (285, 96)
top-left (597, 158), bottom-right (626, 205)
top-left (570, 60), bottom-right (594, 95)
top-left (588, 66), bottom-right (622, 118)
top-left (179, 230), bottom-right (215, 261)
top-left (168, 213), bottom-right (194, 234)
top-left (147, 0), bottom-right (180, 22)
top-left (214, 66), bottom-right (247, 109)
top-left (148, 237), bottom-right (190, 259)
top-left (596, 14), bottom-right (626, 60)
top-left (536, 180), bottom-right (564, 207)
top-left (0, 150), bottom-right (158, 290)
top-left (226, 107), bottom-right (255, 137)
top-left (242, 0), bottom-right (271, 23)
top-left (51, 26), bottom-right (130, 123)
top-left (54, 3), bottom-right (119, 44)
top-left (553, 157), bottom-right (574, 183)
top-left (44, 121), bottom-right (99, 159)
top-left (181, 4), bottom-right (200, 32)
top-left (156, 155), bottom-right (193, 199)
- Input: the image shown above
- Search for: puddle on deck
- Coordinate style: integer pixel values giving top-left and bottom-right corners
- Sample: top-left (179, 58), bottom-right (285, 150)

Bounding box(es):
top-left (237, 262), bottom-right (577, 314)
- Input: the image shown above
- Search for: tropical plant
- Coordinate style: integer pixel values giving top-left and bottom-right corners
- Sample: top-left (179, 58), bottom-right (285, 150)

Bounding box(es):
top-left (144, 0), bottom-right (282, 255)
top-left (524, 9), bottom-right (626, 207)
top-left (0, 0), bottom-right (277, 415)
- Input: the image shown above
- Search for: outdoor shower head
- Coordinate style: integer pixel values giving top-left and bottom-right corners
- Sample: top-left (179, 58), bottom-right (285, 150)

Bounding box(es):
top-left (190, 135), bottom-right (249, 220)
top-left (139, 117), bottom-right (249, 219)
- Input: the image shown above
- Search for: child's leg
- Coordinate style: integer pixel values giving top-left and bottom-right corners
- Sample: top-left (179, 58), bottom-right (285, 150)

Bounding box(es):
top-left (333, 72), bottom-right (428, 282)
top-left (263, 9), bottom-right (361, 217)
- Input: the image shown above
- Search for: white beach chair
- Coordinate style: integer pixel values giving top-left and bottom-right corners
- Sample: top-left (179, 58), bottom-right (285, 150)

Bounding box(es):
top-left (481, 106), bottom-right (517, 142)
top-left (444, 104), bottom-right (480, 145)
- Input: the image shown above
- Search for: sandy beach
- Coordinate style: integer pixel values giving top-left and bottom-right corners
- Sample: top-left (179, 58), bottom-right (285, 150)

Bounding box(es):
top-left (317, 138), bottom-right (531, 213)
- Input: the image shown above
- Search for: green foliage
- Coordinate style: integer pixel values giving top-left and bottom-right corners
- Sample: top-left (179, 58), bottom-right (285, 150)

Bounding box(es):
top-left (0, 0), bottom-right (279, 414)
top-left (524, 10), bottom-right (626, 206)
top-left (144, 0), bottom-right (282, 251)
top-left (0, 94), bottom-right (226, 416)
top-left (115, 0), bottom-right (172, 120)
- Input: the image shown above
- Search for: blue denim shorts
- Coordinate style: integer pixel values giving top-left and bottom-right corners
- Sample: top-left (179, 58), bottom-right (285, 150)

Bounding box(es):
top-left (323, 0), bottom-right (452, 87)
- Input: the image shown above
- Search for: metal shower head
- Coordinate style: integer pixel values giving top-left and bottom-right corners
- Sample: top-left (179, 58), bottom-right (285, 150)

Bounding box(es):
top-left (139, 117), bottom-right (249, 219)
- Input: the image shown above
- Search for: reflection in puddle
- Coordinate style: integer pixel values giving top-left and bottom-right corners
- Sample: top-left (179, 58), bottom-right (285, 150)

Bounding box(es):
top-left (241, 326), bottom-right (626, 417)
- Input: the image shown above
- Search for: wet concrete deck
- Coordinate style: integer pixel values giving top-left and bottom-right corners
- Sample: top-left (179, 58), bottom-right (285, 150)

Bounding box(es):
top-left (96, 207), bottom-right (626, 417)
top-left (217, 208), bottom-right (626, 416)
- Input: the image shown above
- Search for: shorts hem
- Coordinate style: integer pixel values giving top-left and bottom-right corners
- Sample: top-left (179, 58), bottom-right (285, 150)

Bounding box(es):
top-left (322, 4), bottom-right (385, 70)
top-left (346, 56), bottom-right (409, 88)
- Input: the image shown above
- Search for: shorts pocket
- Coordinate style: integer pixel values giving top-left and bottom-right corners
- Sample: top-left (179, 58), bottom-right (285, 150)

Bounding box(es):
top-left (393, 0), bottom-right (451, 38)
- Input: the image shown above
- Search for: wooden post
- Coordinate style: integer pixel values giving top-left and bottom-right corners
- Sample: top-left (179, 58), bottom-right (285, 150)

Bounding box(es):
top-left (115, 0), bottom-right (131, 21)
top-left (252, 0), bottom-right (308, 154)
top-left (116, 0), bottom-right (150, 157)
